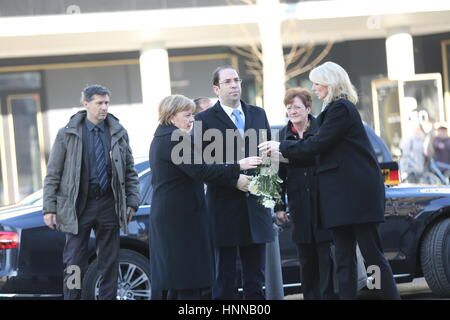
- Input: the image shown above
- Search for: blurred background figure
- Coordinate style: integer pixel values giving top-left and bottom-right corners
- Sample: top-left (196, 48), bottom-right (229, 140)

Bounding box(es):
top-left (422, 119), bottom-right (436, 160)
top-left (194, 97), bottom-right (213, 114)
top-left (399, 123), bottom-right (426, 183)
top-left (432, 123), bottom-right (450, 175)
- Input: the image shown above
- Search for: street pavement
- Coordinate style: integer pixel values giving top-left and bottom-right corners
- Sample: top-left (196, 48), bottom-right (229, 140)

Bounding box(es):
top-left (284, 277), bottom-right (450, 300)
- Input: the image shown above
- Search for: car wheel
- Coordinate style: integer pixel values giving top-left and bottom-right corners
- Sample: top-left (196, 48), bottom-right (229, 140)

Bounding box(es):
top-left (81, 249), bottom-right (151, 300)
top-left (420, 218), bottom-right (450, 297)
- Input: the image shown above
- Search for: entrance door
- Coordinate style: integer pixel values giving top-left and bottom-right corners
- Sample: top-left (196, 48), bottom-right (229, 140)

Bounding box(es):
top-left (371, 73), bottom-right (445, 158)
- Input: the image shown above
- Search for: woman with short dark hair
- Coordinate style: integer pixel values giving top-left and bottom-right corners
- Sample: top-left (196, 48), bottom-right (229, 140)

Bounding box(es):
top-left (149, 94), bottom-right (260, 300)
top-left (275, 87), bottom-right (336, 299)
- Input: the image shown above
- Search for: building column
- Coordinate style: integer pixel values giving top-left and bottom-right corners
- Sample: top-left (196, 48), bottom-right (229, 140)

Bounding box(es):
top-left (139, 42), bottom-right (171, 141)
top-left (386, 27), bottom-right (415, 80)
top-left (385, 28), bottom-right (416, 139)
top-left (257, 0), bottom-right (286, 126)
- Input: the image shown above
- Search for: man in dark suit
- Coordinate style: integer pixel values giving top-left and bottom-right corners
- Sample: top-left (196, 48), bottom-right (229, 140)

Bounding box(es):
top-left (195, 65), bottom-right (275, 300)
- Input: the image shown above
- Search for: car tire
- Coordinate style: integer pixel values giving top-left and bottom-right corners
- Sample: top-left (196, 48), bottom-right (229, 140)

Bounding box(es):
top-left (420, 218), bottom-right (450, 297)
top-left (81, 249), bottom-right (151, 300)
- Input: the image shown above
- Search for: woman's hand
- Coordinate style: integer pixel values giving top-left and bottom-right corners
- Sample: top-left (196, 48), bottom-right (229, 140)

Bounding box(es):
top-left (275, 211), bottom-right (289, 225)
top-left (258, 141), bottom-right (280, 155)
top-left (269, 151), bottom-right (289, 164)
top-left (236, 174), bottom-right (251, 192)
top-left (238, 156), bottom-right (262, 170)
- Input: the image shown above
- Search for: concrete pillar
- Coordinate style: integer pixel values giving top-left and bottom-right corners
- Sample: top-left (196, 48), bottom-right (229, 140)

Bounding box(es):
top-left (386, 27), bottom-right (415, 80)
top-left (257, 0), bottom-right (286, 126)
top-left (139, 43), bottom-right (171, 142)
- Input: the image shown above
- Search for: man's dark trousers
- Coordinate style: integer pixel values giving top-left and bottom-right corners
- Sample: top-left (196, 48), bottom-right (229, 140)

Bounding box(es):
top-left (213, 243), bottom-right (266, 300)
top-left (63, 190), bottom-right (119, 300)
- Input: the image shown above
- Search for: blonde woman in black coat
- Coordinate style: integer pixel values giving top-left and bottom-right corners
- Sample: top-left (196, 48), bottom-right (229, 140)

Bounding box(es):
top-left (260, 62), bottom-right (400, 300)
top-left (149, 95), bottom-right (260, 300)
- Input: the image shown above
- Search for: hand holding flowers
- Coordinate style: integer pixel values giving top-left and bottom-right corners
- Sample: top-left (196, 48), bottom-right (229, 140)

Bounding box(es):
top-left (247, 153), bottom-right (283, 209)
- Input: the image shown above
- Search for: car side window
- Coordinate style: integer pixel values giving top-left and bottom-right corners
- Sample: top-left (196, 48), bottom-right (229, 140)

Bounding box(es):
top-left (139, 172), bottom-right (153, 206)
top-left (364, 125), bottom-right (393, 163)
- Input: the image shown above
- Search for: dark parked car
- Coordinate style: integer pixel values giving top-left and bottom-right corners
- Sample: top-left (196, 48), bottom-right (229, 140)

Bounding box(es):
top-left (1, 127), bottom-right (450, 299)
top-left (0, 157), bottom-right (152, 300)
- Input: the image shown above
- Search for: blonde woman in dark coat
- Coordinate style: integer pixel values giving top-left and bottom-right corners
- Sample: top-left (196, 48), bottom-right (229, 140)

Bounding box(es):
top-left (260, 62), bottom-right (400, 300)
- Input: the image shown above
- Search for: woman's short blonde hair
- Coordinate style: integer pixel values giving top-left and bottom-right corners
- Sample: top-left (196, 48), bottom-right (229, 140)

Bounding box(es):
top-left (309, 61), bottom-right (358, 105)
top-left (158, 94), bottom-right (195, 125)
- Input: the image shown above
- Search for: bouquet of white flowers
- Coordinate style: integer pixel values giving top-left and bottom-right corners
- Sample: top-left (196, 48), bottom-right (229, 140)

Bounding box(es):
top-left (248, 155), bottom-right (283, 209)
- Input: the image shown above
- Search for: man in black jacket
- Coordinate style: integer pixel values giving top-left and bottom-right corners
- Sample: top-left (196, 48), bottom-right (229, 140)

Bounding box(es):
top-left (195, 65), bottom-right (275, 299)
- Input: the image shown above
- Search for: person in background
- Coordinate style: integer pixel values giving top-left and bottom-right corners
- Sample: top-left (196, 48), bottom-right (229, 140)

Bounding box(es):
top-left (275, 87), bottom-right (336, 299)
top-left (194, 97), bottom-right (213, 114)
top-left (432, 123), bottom-right (450, 174)
top-left (399, 123), bottom-right (426, 183)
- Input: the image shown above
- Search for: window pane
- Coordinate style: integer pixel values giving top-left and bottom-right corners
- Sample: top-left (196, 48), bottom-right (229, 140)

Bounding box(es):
top-left (0, 72), bottom-right (41, 91)
top-left (0, 155), bottom-right (3, 206)
top-left (139, 172), bottom-right (153, 206)
top-left (10, 95), bottom-right (42, 199)
top-left (375, 81), bottom-right (402, 157)
top-left (403, 79), bottom-right (441, 123)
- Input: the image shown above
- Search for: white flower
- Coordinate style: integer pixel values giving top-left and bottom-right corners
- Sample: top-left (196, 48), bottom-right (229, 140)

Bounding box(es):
top-left (262, 198), bottom-right (276, 209)
top-left (248, 179), bottom-right (260, 195)
top-left (260, 167), bottom-right (273, 176)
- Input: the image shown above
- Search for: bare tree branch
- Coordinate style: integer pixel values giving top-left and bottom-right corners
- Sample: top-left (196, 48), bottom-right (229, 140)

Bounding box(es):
top-left (298, 44), bottom-right (314, 67)
top-left (285, 41), bottom-right (333, 81)
top-left (284, 43), bottom-right (300, 67)
top-left (228, 0), bottom-right (333, 98)
top-left (231, 46), bottom-right (257, 60)
top-left (285, 46), bottom-right (307, 69)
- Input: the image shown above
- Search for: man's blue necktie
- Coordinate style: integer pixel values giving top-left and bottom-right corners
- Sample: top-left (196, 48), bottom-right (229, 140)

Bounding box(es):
top-left (232, 109), bottom-right (245, 137)
top-left (94, 126), bottom-right (109, 191)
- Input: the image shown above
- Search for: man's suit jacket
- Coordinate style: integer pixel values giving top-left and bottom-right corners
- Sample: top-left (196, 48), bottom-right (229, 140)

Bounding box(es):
top-left (279, 98), bottom-right (385, 229)
top-left (195, 100), bottom-right (275, 247)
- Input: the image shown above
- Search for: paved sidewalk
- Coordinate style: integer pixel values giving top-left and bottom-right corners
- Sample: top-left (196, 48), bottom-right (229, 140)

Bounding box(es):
top-left (284, 277), bottom-right (437, 300)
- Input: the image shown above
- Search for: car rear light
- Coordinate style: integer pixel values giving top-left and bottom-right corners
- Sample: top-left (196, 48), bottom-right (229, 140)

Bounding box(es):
top-left (0, 231), bottom-right (19, 250)
top-left (387, 169), bottom-right (400, 185)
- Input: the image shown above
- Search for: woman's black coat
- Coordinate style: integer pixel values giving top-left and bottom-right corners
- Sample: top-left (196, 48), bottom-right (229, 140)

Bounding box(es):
top-left (279, 99), bottom-right (385, 229)
top-left (149, 124), bottom-right (240, 291)
top-left (275, 116), bottom-right (333, 243)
